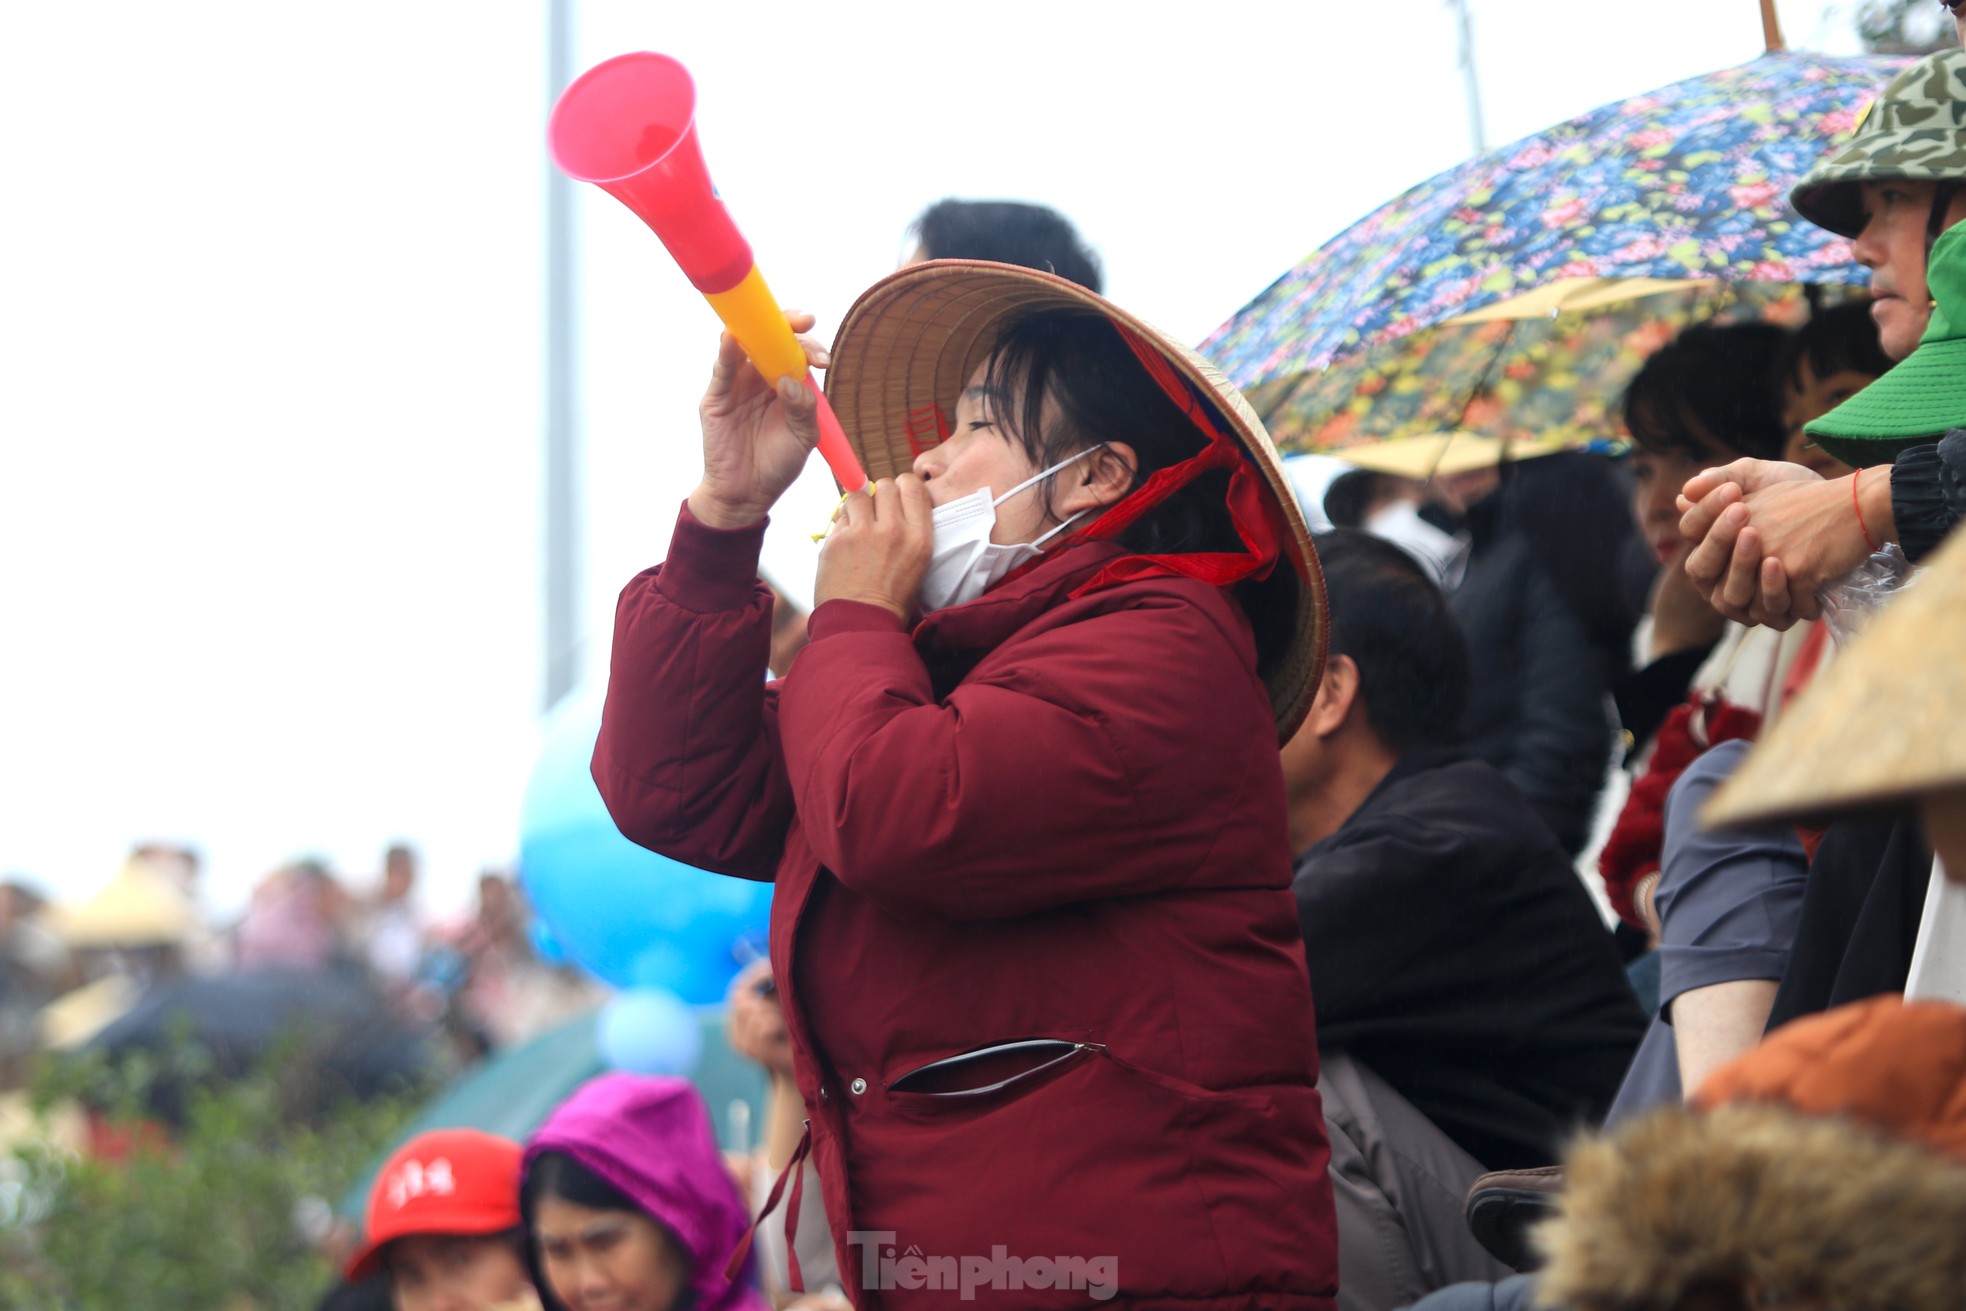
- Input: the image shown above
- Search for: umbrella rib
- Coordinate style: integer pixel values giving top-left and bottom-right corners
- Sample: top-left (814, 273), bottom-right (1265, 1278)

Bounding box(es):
top-left (1436, 320), bottom-right (1521, 475)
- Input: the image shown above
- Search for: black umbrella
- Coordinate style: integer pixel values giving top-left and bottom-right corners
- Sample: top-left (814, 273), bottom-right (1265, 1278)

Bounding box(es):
top-left (86, 965), bottom-right (440, 1124)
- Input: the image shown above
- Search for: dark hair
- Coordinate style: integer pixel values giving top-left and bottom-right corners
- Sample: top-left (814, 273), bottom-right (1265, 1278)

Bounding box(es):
top-left (980, 307), bottom-right (1298, 679)
top-left (1786, 299), bottom-right (1893, 391)
top-left (910, 199), bottom-right (1103, 291)
top-left (1313, 530), bottom-right (1470, 752)
top-left (1321, 469), bottom-right (1380, 529)
top-left (521, 1152), bottom-right (695, 1311)
top-left (1622, 321), bottom-right (1791, 462)
top-left (1492, 451), bottom-right (1645, 675)
top-left (313, 1276), bottom-right (393, 1311)
top-left (379, 1230), bottom-right (528, 1281)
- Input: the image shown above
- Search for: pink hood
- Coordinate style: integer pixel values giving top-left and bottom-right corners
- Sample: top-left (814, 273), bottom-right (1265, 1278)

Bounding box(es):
top-left (526, 1074), bottom-right (767, 1311)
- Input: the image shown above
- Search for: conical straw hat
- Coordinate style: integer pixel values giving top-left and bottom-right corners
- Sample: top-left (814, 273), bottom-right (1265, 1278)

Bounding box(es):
top-left (1705, 529), bottom-right (1966, 827)
top-left (52, 860), bottom-right (196, 948)
top-left (825, 259), bottom-right (1326, 738)
top-left (1337, 431), bottom-right (1567, 481)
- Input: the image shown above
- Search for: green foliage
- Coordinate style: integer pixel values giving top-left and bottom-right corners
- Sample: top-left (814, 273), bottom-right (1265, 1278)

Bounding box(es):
top-left (0, 1038), bottom-right (417, 1311)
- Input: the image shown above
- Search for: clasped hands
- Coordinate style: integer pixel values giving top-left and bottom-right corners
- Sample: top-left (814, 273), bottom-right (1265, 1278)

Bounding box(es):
top-left (689, 312), bottom-right (931, 623)
top-left (1673, 459), bottom-right (1890, 630)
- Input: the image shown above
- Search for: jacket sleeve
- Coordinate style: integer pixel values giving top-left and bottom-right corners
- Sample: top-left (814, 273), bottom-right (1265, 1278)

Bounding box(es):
top-left (589, 502), bottom-right (792, 882)
top-left (774, 588), bottom-right (1267, 919)
top-left (1494, 561), bottom-right (1613, 851)
top-left (1889, 432), bottom-right (1966, 563)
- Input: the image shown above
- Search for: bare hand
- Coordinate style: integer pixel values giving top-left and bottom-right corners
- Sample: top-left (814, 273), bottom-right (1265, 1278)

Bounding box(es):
top-left (725, 959), bottom-right (794, 1079)
top-left (814, 475), bottom-right (933, 620)
top-left (1677, 458), bottom-right (1822, 521)
top-left (1674, 460), bottom-right (1878, 629)
top-left (691, 312), bottom-right (829, 529)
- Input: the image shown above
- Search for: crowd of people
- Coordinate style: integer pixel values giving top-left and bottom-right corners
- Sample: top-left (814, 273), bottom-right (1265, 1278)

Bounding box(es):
top-left (25, 25), bottom-right (1966, 1311)
top-left (532, 41), bottom-right (1966, 1300)
top-left (0, 841), bottom-right (599, 1102)
top-left (305, 39), bottom-right (1966, 1311)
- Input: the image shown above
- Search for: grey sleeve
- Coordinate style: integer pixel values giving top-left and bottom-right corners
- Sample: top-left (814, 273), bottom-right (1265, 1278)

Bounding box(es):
top-left (1653, 739), bottom-right (1811, 1013)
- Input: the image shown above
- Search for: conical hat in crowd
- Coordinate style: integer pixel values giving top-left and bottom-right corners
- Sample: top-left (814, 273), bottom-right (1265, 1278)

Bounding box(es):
top-left (1791, 50), bottom-right (1966, 239)
top-left (51, 860), bottom-right (196, 948)
top-left (39, 974), bottom-right (140, 1051)
top-left (825, 259), bottom-right (1326, 737)
top-left (1705, 527), bottom-right (1966, 827)
top-left (1336, 431), bottom-right (1567, 481)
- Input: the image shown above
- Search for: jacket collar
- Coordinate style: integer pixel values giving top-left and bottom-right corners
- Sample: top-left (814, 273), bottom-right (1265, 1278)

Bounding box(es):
top-left (912, 538), bottom-right (1130, 659)
top-left (1304, 745), bottom-right (1473, 860)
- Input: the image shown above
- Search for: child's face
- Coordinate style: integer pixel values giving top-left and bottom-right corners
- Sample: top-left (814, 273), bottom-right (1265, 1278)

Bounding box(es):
top-left (1781, 358), bottom-right (1867, 481)
top-left (389, 1233), bottom-right (534, 1311)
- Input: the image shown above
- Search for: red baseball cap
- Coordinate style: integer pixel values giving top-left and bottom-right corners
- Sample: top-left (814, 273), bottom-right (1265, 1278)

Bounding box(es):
top-left (346, 1128), bottom-right (524, 1279)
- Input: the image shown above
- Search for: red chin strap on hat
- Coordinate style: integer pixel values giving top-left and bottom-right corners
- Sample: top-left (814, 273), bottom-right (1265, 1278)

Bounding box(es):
top-left (1054, 321), bottom-right (1291, 598)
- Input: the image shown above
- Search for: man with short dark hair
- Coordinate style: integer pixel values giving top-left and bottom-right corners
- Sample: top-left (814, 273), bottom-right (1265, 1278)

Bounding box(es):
top-left (1293, 534), bottom-right (1644, 1310)
top-left (1291, 532), bottom-right (1644, 1171)
top-left (904, 198), bottom-right (1103, 291)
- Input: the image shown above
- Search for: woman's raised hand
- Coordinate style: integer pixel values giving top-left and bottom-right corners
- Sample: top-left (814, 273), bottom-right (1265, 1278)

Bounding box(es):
top-left (690, 311), bottom-right (829, 529)
top-left (814, 475), bottom-right (933, 621)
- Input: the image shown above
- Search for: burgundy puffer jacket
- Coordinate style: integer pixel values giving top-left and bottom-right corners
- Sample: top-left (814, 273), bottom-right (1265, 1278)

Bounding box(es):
top-left (594, 504), bottom-right (1337, 1310)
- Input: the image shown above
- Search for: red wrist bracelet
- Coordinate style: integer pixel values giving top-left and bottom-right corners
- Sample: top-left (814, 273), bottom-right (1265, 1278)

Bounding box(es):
top-left (1852, 467), bottom-right (1880, 553)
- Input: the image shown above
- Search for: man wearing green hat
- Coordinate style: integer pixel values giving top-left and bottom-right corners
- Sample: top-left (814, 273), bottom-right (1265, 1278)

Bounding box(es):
top-left (1679, 48), bottom-right (1966, 624)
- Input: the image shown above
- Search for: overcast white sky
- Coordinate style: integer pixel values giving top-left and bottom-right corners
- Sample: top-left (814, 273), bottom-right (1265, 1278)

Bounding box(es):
top-left (0, 0), bottom-right (1874, 917)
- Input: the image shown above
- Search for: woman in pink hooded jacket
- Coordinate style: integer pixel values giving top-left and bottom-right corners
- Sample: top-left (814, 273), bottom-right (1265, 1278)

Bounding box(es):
top-left (523, 1074), bottom-right (769, 1311)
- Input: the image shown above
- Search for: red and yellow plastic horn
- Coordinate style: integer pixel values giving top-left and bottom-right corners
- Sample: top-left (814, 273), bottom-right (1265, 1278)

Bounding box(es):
top-left (548, 52), bottom-right (867, 491)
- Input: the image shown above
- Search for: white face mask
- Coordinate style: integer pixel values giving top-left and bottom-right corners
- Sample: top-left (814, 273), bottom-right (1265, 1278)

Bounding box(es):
top-left (918, 445), bottom-right (1105, 614)
top-left (1363, 499), bottom-right (1464, 586)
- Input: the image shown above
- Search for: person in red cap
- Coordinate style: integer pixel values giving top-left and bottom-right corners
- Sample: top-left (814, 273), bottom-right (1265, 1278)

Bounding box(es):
top-left (346, 1127), bottom-right (537, 1311)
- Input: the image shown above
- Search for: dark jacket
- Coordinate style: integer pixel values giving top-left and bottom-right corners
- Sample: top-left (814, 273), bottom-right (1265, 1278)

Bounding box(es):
top-left (1890, 430), bottom-right (1966, 562)
top-left (1294, 750), bottom-right (1645, 1171)
top-left (594, 505), bottom-right (1339, 1310)
top-left (1767, 809), bottom-right (1930, 1031)
top-left (1449, 503), bottom-right (1614, 854)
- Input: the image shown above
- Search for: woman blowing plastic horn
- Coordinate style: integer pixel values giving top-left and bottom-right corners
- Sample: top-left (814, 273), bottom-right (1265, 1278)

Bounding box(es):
top-left (592, 261), bottom-right (1336, 1309)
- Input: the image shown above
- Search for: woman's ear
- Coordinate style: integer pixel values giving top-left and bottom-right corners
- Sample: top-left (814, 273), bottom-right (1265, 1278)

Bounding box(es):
top-left (1056, 441), bottom-right (1138, 517)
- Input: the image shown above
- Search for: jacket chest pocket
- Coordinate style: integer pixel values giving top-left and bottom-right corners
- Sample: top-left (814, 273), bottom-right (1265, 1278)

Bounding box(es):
top-left (886, 1038), bottom-right (1098, 1101)
top-left (845, 1040), bottom-right (1306, 1301)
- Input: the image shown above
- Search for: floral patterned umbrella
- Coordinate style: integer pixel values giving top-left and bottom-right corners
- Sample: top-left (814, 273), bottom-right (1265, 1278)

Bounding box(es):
top-left (1203, 49), bottom-right (1904, 451)
top-left (1265, 281), bottom-right (1855, 453)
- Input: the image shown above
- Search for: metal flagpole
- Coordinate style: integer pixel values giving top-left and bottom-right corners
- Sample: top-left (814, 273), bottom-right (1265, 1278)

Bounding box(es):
top-left (543, 0), bottom-right (580, 712)
top-left (1445, 0), bottom-right (1489, 155)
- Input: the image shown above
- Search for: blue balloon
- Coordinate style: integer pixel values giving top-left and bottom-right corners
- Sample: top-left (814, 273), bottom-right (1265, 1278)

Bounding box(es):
top-left (519, 686), bottom-right (773, 1005)
top-left (597, 988), bottom-right (703, 1076)
top-left (527, 916), bottom-right (568, 966)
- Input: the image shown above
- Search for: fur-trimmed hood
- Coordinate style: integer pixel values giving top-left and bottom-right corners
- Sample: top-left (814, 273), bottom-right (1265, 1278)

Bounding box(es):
top-left (1534, 1102), bottom-right (1966, 1311)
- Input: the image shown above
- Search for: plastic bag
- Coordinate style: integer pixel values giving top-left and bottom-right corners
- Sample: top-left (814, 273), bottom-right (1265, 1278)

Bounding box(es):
top-left (1817, 541), bottom-right (1914, 646)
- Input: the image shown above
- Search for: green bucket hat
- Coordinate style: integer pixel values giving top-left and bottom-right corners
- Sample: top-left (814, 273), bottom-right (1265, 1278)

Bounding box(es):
top-left (1791, 50), bottom-right (1966, 239)
top-left (1804, 223), bottom-right (1966, 467)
